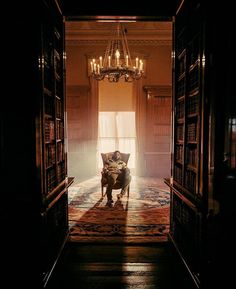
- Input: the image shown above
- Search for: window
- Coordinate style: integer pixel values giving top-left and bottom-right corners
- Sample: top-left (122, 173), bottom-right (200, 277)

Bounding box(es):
top-left (98, 111), bottom-right (136, 169)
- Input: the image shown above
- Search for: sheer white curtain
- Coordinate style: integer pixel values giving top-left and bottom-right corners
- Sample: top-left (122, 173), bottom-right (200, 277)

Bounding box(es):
top-left (98, 111), bottom-right (136, 169)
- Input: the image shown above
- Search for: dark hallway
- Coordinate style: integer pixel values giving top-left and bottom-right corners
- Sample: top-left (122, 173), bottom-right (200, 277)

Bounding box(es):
top-left (2, 1), bottom-right (235, 289)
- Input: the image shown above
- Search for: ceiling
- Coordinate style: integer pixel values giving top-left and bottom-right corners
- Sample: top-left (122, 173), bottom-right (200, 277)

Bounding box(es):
top-left (61, 0), bottom-right (180, 19)
top-left (65, 21), bottom-right (172, 43)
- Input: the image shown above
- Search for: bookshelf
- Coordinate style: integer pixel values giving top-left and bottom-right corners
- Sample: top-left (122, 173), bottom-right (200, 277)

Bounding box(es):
top-left (41, 5), bottom-right (66, 199)
top-left (38, 1), bottom-right (72, 286)
top-left (166, 0), bottom-right (203, 286)
top-left (1, 1), bottom-right (74, 287)
top-left (173, 26), bottom-right (201, 200)
top-left (165, 1), bottom-right (236, 288)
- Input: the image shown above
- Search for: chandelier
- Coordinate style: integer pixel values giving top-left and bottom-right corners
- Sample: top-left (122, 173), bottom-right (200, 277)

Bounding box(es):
top-left (89, 23), bottom-right (144, 82)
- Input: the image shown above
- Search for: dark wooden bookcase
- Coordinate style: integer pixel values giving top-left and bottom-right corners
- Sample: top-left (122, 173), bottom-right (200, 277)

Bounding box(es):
top-left (166, 1), bottom-right (204, 287)
top-left (40, 3), bottom-right (66, 199)
top-left (38, 1), bottom-right (73, 286)
top-left (165, 1), bottom-right (236, 288)
top-left (173, 4), bottom-right (202, 202)
top-left (1, 1), bottom-right (73, 287)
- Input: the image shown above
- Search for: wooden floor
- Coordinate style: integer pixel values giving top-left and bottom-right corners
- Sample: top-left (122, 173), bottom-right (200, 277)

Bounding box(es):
top-left (45, 240), bottom-right (197, 289)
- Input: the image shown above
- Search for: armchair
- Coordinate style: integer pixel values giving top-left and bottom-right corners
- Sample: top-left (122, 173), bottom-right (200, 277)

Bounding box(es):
top-left (101, 152), bottom-right (131, 198)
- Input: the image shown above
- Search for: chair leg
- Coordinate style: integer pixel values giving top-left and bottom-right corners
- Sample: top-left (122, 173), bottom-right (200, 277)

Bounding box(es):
top-left (127, 185), bottom-right (130, 198)
top-left (102, 185), bottom-right (104, 197)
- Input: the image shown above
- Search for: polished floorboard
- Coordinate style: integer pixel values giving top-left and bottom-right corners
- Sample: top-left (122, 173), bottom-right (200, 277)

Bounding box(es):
top-left (46, 241), bottom-right (196, 289)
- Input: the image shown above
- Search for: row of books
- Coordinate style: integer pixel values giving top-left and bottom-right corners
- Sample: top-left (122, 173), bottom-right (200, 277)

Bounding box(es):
top-left (57, 141), bottom-right (65, 163)
top-left (44, 94), bottom-right (64, 119)
top-left (46, 167), bottom-right (57, 194)
top-left (45, 119), bottom-right (55, 142)
top-left (187, 123), bottom-right (197, 142)
top-left (174, 164), bottom-right (197, 195)
top-left (56, 98), bottom-right (63, 119)
top-left (45, 161), bottom-right (66, 194)
top-left (56, 120), bottom-right (64, 140)
top-left (176, 95), bottom-right (199, 119)
top-left (45, 142), bottom-right (65, 168)
top-left (45, 94), bottom-right (54, 117)
top-left (176, 124), bottom-right (184, 141)
top-left (57, 162), bottom-right (66, 184)
top-left (175, 145), bottom-right (183, 162)
top-left (45, 144), bottom-right (56, 167)
top-left (186, 147), bottom-right (197, 166)
top-left (174, 164), bottom-right (183, 184)
top-left (184, 170), bottom-right (196, 194)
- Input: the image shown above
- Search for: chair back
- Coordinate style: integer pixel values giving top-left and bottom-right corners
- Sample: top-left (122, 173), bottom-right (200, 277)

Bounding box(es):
top-left (101, 152), bottom-right (130, 166)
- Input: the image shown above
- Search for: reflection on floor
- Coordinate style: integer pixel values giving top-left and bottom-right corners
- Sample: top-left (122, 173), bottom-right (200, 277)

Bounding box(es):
top-left (46, 242), bottom-right (197, 289)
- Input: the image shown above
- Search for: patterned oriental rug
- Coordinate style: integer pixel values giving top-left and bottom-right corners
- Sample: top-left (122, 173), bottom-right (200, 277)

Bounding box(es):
top-left (68, 176), bottom-right (170, 244)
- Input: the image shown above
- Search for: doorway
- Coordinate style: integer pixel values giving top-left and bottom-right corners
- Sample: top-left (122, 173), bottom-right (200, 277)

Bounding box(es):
top-left (65, 21), bottom-right (173, 182)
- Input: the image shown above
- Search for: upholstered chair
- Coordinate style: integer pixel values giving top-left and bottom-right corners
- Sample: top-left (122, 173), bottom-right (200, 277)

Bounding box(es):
top-left (101, 152), bottom-right (130, 197)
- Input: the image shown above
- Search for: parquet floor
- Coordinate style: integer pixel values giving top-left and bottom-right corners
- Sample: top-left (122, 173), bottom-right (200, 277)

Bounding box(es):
top-left (46, 241), bottom-right (196, 289)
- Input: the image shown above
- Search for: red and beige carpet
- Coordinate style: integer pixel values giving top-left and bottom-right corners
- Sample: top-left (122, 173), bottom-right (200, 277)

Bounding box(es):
top-left (68, 176), bottom-right (170, 244)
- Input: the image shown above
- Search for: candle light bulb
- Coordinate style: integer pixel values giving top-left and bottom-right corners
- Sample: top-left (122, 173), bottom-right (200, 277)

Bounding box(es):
top-left (115, 49), bottom-right (120, 66)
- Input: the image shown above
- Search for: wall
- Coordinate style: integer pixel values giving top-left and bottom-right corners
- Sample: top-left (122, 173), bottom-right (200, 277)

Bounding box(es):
top-left (99, 81), bottom-right (134, 111)
top-left (143, 86), bottom-right (172, 177)
top-left (66, 85), bottom-right (97, 182)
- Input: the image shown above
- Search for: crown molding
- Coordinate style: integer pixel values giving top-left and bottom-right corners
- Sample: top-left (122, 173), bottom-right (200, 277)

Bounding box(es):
top-left (143, 85), bottom-right (172, 96)
top-left (66, 39), bottom-right (172, 47)
top-left (65, 21), bottom-right (172, 44)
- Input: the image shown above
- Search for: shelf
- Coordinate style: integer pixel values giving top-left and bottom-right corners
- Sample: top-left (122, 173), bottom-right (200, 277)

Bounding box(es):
top-left (178, 72), bottom-right (186, 81)
top-left (189, 60), bottom-right (199, 72)
top-left (186, 164), bottom-right (197, 172)
top-left (44, 87), bottom-right (52, 96)
top-left (164, 178), bottom-right (197, 211)
top-left (177, 118), bottom-right (184, 123)
top-left (187, 113), bottom-right (198, 118)
top-left (177, 48), bottom-right (186, 59)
